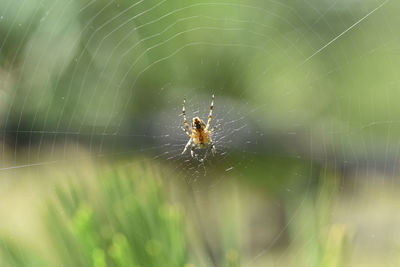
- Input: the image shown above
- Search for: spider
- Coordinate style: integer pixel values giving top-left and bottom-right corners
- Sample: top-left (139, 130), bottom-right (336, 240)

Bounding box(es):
top-left (181, 94), bottom-right (219, 158)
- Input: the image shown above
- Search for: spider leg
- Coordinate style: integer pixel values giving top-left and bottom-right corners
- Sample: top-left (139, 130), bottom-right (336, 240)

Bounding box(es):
top-left (182, 138), bottom-right (192, 155)
top-left (182, 99), bottom-right (191, 129)
top-left (205, 94), bottom-right (214, 131)
top-left (209, 138), bottom-right (216, 155)
top-left (182, 98), bottom-right (196, 134)
top-left (191, 143), bottom-right (196, 158)
top-left (181, 126), bottom-right (193, 137)
top-left (207, 123), bottom-right (221, 134)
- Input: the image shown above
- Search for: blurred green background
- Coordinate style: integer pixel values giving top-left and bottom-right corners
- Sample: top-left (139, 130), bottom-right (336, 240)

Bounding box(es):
top-left (1, 0), bottom-right (400, 266)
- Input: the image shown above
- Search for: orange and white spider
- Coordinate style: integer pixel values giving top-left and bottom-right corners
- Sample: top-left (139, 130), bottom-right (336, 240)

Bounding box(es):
top-left (181, 94), bottom-right (218, 157)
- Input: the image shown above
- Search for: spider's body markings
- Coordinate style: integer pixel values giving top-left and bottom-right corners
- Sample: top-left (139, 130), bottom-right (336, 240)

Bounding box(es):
top-left (181, 95), bottom-right (218, 158)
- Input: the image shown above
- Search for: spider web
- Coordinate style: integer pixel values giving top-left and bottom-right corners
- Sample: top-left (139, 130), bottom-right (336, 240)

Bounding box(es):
top-left (1, 0), bottom-right (399, 266)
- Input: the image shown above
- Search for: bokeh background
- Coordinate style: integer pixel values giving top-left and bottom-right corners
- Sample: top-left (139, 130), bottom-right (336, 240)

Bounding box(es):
top-left (1, 0), bottom-right (400, 266)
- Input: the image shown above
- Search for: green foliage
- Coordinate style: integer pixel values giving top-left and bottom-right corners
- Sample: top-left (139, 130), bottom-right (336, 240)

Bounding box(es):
top-left (0, 239), bottom-right (49, 267)
top-left (0, 164), bottom-right (188, 267)
top-left (286, 170), bottom-right (351, 267)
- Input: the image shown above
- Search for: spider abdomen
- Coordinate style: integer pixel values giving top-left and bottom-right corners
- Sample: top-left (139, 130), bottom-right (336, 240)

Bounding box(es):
top-left (193, 133), bottom-right (209, 147)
